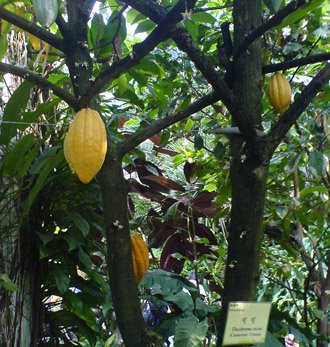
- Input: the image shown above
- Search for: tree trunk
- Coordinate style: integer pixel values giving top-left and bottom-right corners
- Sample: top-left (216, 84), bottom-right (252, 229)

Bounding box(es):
top-left (317, 265), bottom-right (330, 347)
top-left (98, 146), bottom-right (149, 346)
top-left (217, 1), bottom-right (266, 345)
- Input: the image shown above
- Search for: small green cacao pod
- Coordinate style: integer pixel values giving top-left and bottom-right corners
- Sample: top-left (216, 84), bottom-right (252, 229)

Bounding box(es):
top-left (33, 0), bottom-right (58, 28)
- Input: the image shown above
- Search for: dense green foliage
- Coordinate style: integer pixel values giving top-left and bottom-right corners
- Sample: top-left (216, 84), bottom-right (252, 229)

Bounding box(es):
top-left (0, 0), bottom-right (329, 346)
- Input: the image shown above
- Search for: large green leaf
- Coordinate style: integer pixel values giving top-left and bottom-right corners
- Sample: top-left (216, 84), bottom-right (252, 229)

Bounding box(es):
top-left (254, 331), bottom-right (282, 347)
top-left (18, 99), bottom-right (60, 131)
top-left (174, 316), bottom-right (208, 347)
top-left (0, 81), bottom-right (33, 145)
top-left (89, 13), bottom-right (105, 50)
top-left (0, 273), bottom-right (18, 292)
top-left (53, 265), bottom-right (70, 294)
top-left (22, 147), bottom-right (63, 216)
top-left (164, 291), bottom-right (194, 312)
top-left (142, 270), bottom-right (200, 298)
top-left (278, 0), bottom-right (324, 28)
top-left (263, 0), bottom-right (283, 14)
top-left (67, 212), bottom-right (90, 237)
top-left (0, 19), bottom-right (10, 60)
top-left (2, 133), bottom-right (35, 177)
top-left (308, 150), bottom-right (326, 177)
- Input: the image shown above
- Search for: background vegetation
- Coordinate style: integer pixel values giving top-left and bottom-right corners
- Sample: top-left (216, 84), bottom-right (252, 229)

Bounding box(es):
top-left (0, 0), bottom-right (329, 346)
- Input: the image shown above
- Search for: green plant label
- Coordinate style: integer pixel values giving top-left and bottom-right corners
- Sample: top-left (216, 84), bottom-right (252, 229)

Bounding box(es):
top-left (223, 302), bottom-right (272, 345)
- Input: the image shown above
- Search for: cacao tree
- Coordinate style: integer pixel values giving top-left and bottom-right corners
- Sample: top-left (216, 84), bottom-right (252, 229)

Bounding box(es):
top-left (0, 0), bottom-right (329, 346)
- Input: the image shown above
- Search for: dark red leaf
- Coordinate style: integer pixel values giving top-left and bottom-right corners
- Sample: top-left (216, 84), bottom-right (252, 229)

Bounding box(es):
top-left (194, 224), bottom-right (218, 245)
top-left (191, 191), bottom-right (220, 217)
top-left (149, 225), bottom-right (176, 248)
top-left (127, 178), bottom-right (166, 204)
top-left (135, 158), bottom-right (163, 177)
top-left (183, 161), bottom-right (197, 183)
top-left (161, 255), bottom-right (185, 274)
top-left (141, 175), bottom-right (185, 192)
top-left (160, 233), bottom-right (186, 273)
top-left (208, 280), bottom-right (223, 294)
top-left (154, 146), bottom-right (179, 156)
top-left (195, 243), bottom-right (212, 257)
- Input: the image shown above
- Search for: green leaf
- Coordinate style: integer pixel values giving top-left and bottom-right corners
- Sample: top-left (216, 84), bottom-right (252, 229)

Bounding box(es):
top-left (254, 331), bottom-right (282, 347)
top-left (308, 151), bottom-right (326, 177)
top-left (313, 308), bottom-right (325, 320)
top-left (194, 134), bottom-right (204, 151)
top-left (135, 58), bottom-right (165, 76)
top-left (0, 24), bottom-right (9, 60)
top-left (18, 99), bottom-right (60, 131)
top-left (0, 81), bottom-right (34, 145)
top-left (117, 74), bottom-right (134, 95)
top-left (0, 273), bottom-right (18, 292)
top-left (89, 13), bottom-right (105, 50)
top-left (184, 119), bottom-right (194, 132)
top-left (67, 212), bottom-right (90, 237)
top-left (174, 316), bottom-right (208, 347)
top-left (263, 0), bottom-right (283, 14)
top-left (22, 148), bottom-right (63, 217)
top-left (62, 229), bottom-right (85, 251)
top-left (142, 270), bottom-right (199, 297)
top-left (191, 11), bottom-right (216, 25)
top-left (78, 248), bottom-right (93, 271)
top-left (2, 134), bottom-right (35, 177)
top-left (164, 292), bottom-right (194, 312)
top-left (37, 231), bottom-right (55, 246)
top-left (184, 20), bottom-right (199, 41)
top-left (53, 265), bottom-right (70, 294)
top-left (135, 19), bottom-right (155, 34)
top-left (279, 0), bottom-right (324, 28)
top-left (213, 141), bottom-right (225, 161)
top-left (164, 201), bottom-right (182, 221)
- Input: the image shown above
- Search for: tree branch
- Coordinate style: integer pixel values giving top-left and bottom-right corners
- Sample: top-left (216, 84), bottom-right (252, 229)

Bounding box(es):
top-left (125, 0), bottom-right (260, 152)
top-left (118, 92), bottom-right (220, 156)
top-left (171, 28), bottom-right (258, 140)
top-left (262, 53), bottom-right (330, 74)
top-left (194, 4), bottom-right (233, 13)
top-left (0, 7), bottom-right (64, 51)
top-left (79, 0), bottom-right (197, 108)
top-left (233, 0), bottom-right (313, 63)
top-left (55, 13), bottom-right (70, 39)
top-left (84, 0), bottom-right (98, 18)
top-left (267, 63), bottom-right (330, 154)
top-left (0, 62), bottom-right (77, 108)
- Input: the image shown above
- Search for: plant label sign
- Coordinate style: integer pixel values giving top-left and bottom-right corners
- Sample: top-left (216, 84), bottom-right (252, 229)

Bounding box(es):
top-left (223, 302), bottom-right (272, 345)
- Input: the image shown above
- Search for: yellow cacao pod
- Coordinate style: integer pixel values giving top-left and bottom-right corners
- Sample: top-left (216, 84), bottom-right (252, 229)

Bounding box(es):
top-left (130, 232), bottom-right (149, 283)
top-left (64, 108), bottom-right (107, 184)
top-left (267, 73), bottom-right (292, 114)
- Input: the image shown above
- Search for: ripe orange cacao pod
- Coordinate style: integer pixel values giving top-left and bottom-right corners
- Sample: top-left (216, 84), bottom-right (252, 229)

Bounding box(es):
top-left (64, 108), bottom-right (107, 184)
top-left (130, 232), bottom-right (149, 283)
top-left (267, 73), bottom-right (292, 114)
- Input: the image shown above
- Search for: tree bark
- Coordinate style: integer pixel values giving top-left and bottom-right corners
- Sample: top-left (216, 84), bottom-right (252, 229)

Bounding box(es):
top-left (217, 1), bottom-right (266, 345)
top-left (98, 145), bottom-right (149, 346)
